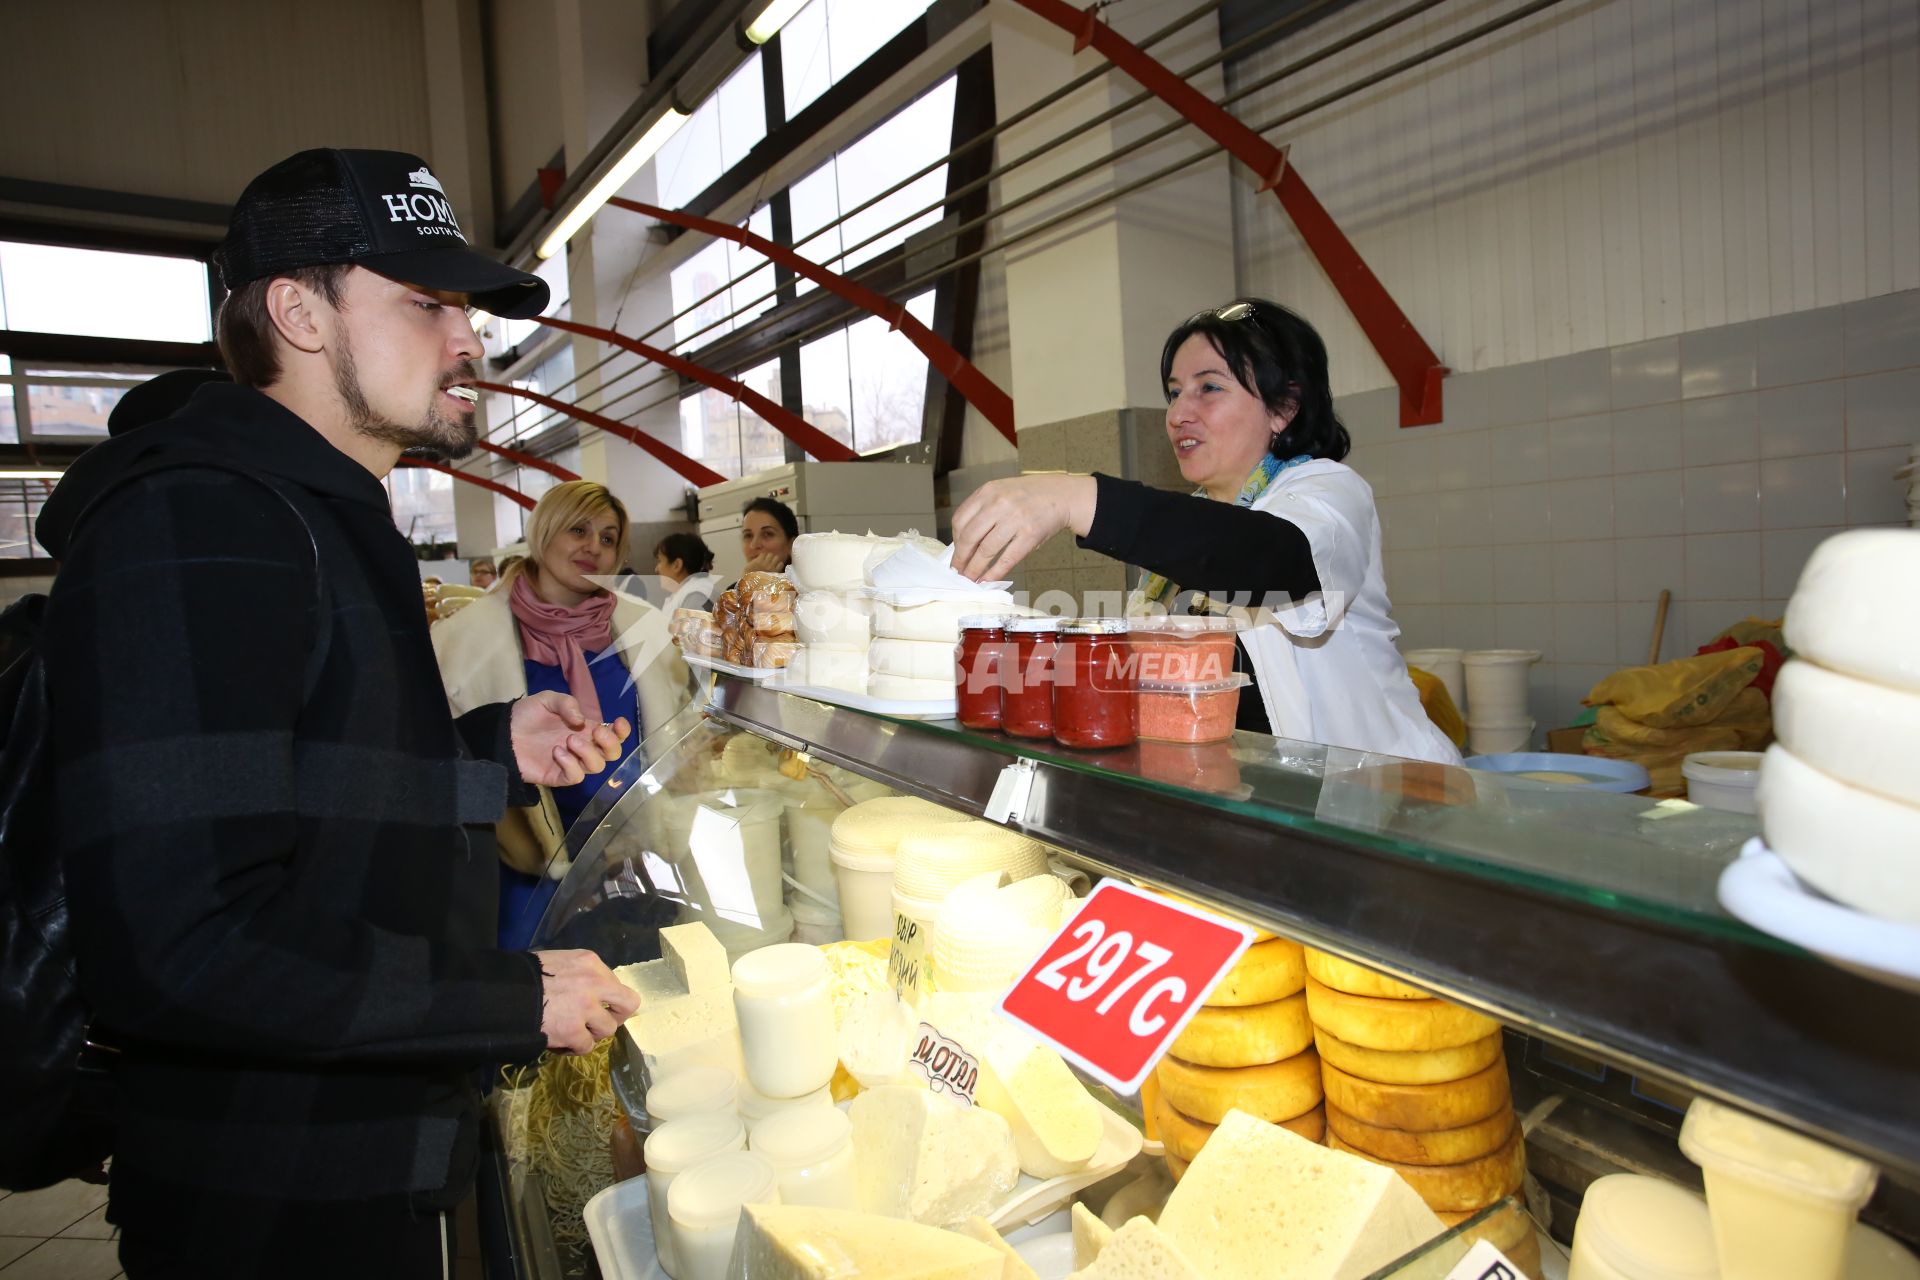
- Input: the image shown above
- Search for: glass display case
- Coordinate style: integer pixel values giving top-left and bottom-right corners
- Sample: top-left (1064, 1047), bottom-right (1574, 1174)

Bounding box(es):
top-left (479, 677), bottom-right (1919, 1279)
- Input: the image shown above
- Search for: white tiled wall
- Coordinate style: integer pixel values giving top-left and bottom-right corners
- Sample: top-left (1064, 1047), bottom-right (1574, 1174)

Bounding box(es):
top-left (1341, 289), bottom-right (1920, 740)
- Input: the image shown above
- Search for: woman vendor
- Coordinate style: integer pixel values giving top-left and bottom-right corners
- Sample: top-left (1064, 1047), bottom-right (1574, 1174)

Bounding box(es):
top-left (952, 299), bottom-right (1458, 764)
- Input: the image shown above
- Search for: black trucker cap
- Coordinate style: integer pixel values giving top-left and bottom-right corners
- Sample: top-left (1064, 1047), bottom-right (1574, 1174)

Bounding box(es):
top-left (215, 148), bottom-right (550, 319)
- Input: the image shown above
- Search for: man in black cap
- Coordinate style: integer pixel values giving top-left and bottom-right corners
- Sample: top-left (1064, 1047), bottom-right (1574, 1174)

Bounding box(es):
top-left (37, 150), bottom-right (639, 1278)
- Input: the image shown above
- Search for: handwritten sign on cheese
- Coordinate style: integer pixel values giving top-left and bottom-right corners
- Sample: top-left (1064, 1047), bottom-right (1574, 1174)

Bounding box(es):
top-left (998, 879), bottom-right (1255, 1094)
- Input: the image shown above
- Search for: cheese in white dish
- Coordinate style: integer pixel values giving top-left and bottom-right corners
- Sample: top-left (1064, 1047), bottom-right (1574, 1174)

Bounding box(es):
top-left (1757, 743), bottom-right (1920, 925)
top-left (1066, 1216), bottom-right (1204, 1279)
top-left (848, 1085), bottom-right (1019, 1227)
top-left (725, 1203), bottom-right (1005, 1279)
top-left (973, 1042), bottom-right (1104, 1179)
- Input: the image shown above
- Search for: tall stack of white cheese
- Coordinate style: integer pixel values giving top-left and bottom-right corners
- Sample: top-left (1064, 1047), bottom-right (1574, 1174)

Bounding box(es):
top-left (1761, 529), bottom-right (1920, 924)
top-left (614, 923), bottom-right (745, 1085)
top-left (788, 532), bottom-right (881, 694)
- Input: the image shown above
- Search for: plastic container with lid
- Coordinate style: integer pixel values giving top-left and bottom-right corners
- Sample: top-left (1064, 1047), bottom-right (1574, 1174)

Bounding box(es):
top-left (667, 1150), bottom-right (781, 1280)
top-left (1462, 649), bottom-right (1542, 719)
top-left (749, 1103), bottom-right (858, 1210)
top-left (1849, 1223), bottom-right (1920, 1280)
top-left (736, 1078), bottom-right (835, 1138)
top-left (1137, 674), bottom-right (1249, 743)
top-left (641, 1112), bottom-right (747, 1276)
top-left (1681, 751), bottom-right (1764, 814)
top-left (892, 822), bottom-right (1049, 902)
top-left (1052, 619), bottom-right (1137, 749)
top-left (1467, 715), bottom-right (1536, 755)
top-left (644, 1065), bottom-right (737, 1126)
top-left (1568, 1174), bottom-right (1719, 1280)
top-left (732, 943), bottom-right (839, 1101)
top-left (1679, 1098), bottom-right (1878, 1280)
top-left (829, 796), bottom-right (969, 941)
top-left (1128, 615), bottom-right (1242, 684)
top-left (1002, 617), bottom-right (1062, 740)
top-left (1403, 646), bottom-right (1467, 712)
top-left (955, 615), bottom-right (1011, 730)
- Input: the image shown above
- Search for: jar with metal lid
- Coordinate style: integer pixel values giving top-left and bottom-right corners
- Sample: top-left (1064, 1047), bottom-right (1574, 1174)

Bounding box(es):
top-left (954, 614), bottom-right (1010, 730)
top-left (1001, 617), bottom-right (1061, 739)
top-left (1052, 619), bottom-right (1137, 749)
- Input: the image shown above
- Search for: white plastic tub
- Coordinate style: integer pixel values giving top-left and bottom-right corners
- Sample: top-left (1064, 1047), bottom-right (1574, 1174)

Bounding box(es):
top-left (1463, 649), bottom-right (1542, 720)
top-left (830, 840), bottom-right (897, 942)
top-left (1467, 716), bottom-right (1535, 755)
top-left (1567, 1174), bottom-right (1718, 1280)
top-left (1682, 751), bottom-right (1764, 814)
top-left (1403, 647), bottom-right (1466, 712)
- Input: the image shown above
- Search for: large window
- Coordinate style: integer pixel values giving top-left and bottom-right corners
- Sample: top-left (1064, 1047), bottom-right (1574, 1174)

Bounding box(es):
top-left (385, 466), bottom-right (458, 550)
top-left (670, 208), bottom-right (777, 347)
top-left (0, 241), bottom-right (210, 343)
top-left (799, 290), bottom-right (934, 455)
top-left (0, 483), bottom-right (50, 559)
top-left (483, 344), bottom-right (577, 447)
top-left (655, 54), bottom-right (768, 211)
top-left (492, 444), bottom-right (581, 549)
top-left (496, 249), bottom-right (571, 352)
top-left (780, 0), bottom-right (938, 121)
top-left (0, 361), bottom-right (188, 442)
top-left (680, 357), bottom-right (785, 480)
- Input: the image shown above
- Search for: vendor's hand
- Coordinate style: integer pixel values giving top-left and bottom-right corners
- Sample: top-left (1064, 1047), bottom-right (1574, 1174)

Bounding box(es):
top-left (742, 552), bottom-right (787, 576)
top-left (511, 691), bottom-right (632, 787)
top-left (535, 949), bottom-right (639, 1055)
top-left (951, 473), bottom-right (1098, 581)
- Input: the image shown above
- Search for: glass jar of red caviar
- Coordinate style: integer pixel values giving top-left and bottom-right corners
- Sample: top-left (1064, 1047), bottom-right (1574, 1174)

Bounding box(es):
top-left (1052, 619), bottom-right (1137, 749)
top-left (953, 615), bottom-right (1010, 730)
top-left (1001, 618), bottom-right (1061, 739)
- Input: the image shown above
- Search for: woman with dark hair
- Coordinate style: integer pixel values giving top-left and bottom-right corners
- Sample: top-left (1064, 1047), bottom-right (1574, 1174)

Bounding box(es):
top-left (654, 531), bottom-right (719, 612)
top-left (740, 495), bottom-right (799, 575)
top-left (953, 299), bottom-right (1457, 762)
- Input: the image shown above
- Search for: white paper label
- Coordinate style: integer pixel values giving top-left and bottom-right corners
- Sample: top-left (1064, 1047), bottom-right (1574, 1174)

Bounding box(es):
top-left (1443, 1239), bottom-right (1526, 1280)
top-left (907, 1021), bottom-right (979, 1105)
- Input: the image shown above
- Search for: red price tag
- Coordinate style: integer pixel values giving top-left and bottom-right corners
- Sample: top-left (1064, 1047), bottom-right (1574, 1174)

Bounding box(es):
top-left (997, 879), bottom-right (1256, 1094)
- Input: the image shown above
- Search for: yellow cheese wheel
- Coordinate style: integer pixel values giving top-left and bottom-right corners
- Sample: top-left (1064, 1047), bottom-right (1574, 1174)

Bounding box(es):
top-left (1329, 1125), bottom-right (1526, 1212)
top-left (1139, 1071), bottom-right (1162, 1143)
top-left (1165, 1150), bottom-right (1189, 1180)
top-left (1156, 1049), bottom-right (1322, 1125)
top-left (1319, 1058), bottom-right (1511, 1132)
top-left (1313, 1028), bottom-right (1504, 1086)
top-left (1149, 1088), bottom-right (1215, 1163)
top-left (1303, 948), bottom-right (1429, 1000)
top-left (1325, 1100), bottom-right (1515, 1166)
top-left (1168, 992), bottom-right (1312, 1067)
top-left (1304, 977), bottom-right (1501, 1051)
top-left (1438, 1204), bottom-right (1540, 1277)
top-left (1206, 939), bottom-right (1306, 1007)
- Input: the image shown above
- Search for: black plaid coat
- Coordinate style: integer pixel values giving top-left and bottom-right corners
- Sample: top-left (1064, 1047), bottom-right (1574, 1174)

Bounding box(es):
top-left (37, 384), bottom-right (548, 1207)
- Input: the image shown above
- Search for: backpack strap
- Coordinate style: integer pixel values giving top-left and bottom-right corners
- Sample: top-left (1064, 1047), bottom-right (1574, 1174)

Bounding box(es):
top-left (68, 456), bottom-right (332, 702)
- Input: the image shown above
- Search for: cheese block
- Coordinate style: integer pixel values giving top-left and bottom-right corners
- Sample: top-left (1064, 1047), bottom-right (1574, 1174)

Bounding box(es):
top-left (952, 1217), bottom-right (1041, 1280)
top-left (1782, 529), bottom-right (1920, 693)
top-left (614, 924), bottom-right (746, 1082)
top-left (1072, 1203), bottom-right (1114, 1269)
top-left (730, 1203), bottom-right (1006, 1279)
top-left (1314, 1028), bottom-right (1504, 1086)
top-left (871, 637), bottom-right (962, 681)
top-left (791, 533), bottom-right (883, 592)
top-left (973, 1042), bottom-right (1104, 1179)
top-left (872, 595), bottom-right (1014, 643)
top-left (1206, 939), bottom-right (1307, 1006)
top-left (1304, 977), bottom-right (1501, 1052)
top-left (1157, 1110), bottom-right (1445, 1280)
top-left (1773, 660), bottom-right (1920, 806)
top-left (1148, 1084), bottom-right (1324, 1161)
top-left (1067, 1216), bottom-right (1205, 1279)
top-left (1155, 1050), bottom-right (1322, 1125)
top-left (1304, 948), bottom-right (1429, 1000)
top-left (663, 921), bottom-right (732, 993)
top-left (869, 673), bottom-right (958, 702)
top-left (1329, 1124), bottom-right (1526, 1212)
top-left (786, 645), bottom-right (869, 693)
top-left (1168, 991), bottom-right (1312, 1067)
top-left (848, 1085), bottom-right (1019, 1227)
top-left (1320, 1058), bottom-right (1511, 1132)
top-left (795, 589), bottom-right (872, 644)
top-left (1758, 743), bottom-right (1920, 924)
top-left (1326, 1100), bottom-right (1515, 1166)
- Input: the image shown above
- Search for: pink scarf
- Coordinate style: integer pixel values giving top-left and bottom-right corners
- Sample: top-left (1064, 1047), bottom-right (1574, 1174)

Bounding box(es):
top-left (509, 573), bottom-right (617, 724)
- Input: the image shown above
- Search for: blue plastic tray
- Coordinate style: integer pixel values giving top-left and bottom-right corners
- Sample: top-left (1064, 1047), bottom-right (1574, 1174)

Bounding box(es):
top-left (1463, 751), bottom-right (1650, 793)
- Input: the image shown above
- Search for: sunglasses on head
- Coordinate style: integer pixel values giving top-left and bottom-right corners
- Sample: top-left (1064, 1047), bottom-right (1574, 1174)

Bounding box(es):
top-left (1190, 301), bottom-right (1257, 325)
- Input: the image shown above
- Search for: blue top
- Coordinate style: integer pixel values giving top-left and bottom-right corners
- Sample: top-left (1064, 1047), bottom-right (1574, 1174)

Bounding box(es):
top-left (521, 647), bottom-right (641, 831)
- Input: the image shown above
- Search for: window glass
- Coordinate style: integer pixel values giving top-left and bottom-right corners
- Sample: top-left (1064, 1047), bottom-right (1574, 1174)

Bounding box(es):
top-left (728, 207), bottom-right (778, 335)
top-left (671, 239), bottom-right (733, 347)
top-left (847, 290), bottom-right (935, 453)
top-left (0, 241), bottom-right (211, 343)
top-left (23, 383), bottom-right (122, 438)
top-left (781, 0), bottom-right (935, 120)
top-left (717, 55), bottom-right (767, 172)
top-left (387, 466), bottom-right (458, 550)
top-left (498, 249), bottom-right (571, 352)
top-left (798, 328), bottom-right (854, 450)
top-left (488, 345), bottom-right (577, 444)
top-left (657, 53), bottom-right (766, 210)
top-left (680, 385), bottom-right (743, 480)
top-left (0, 357), bottom-right (16, 445)
top-left (736, 357), bottom-right (788, 476)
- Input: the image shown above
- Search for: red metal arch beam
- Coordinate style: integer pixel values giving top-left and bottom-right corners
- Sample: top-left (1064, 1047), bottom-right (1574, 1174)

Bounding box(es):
top-left (473, 379), bottom-right (729, 489)
top-left (399, 457), bottom-right (535, 508)
top-left (611, 197), bottom-right (1019, 445)
top-left (472, 438), bottom-right (579, 483)
top-left (537, 316), bottom-right (860, 463)
top-left (1013, 0), bottom-right (1447, 427)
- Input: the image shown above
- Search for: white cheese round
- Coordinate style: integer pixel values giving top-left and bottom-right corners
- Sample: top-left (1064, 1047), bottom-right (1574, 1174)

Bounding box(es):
top-left (869, 637), bottom-right (957, 681)
top-left (893, 823), bottom-right (1051, 902)
top-left (791, 533), bottom-right (883, 592)
top-left (1758, 743), bottom-right (1920, 925)
top-left (785, 645), bottom-right (869, 693)
top-left (794, 591), bottom-right (871, 647)
top-left (872, 595), bottom-right (1014, 643)
top-left (1783, 529), bottom-right (1920, 692)
top-left (868, 673), bottom-right (956, 702)
top-left (1773, 660), bottom-right (1920, 806)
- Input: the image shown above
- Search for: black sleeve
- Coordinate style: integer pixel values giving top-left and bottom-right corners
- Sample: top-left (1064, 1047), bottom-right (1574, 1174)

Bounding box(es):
top-left (454, 701), bottom-right (538, 808)
top-left (1077, 473), bottom-right (1321, 598)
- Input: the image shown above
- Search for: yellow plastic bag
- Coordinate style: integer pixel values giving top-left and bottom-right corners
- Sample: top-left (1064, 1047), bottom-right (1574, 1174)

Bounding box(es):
top-left (1593, 687), bottom-right (1772, 750)
top-left (1583, 647), bottom-right (1764, 729)
top-left (1408, 665), bottom-right (1468, 750)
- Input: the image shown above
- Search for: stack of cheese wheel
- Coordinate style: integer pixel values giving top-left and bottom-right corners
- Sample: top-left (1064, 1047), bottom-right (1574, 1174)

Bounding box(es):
top-left (1148, 929), bottom-right (1323, 1181)
top-left (1304, 948), bottom-right (1528, 1253)
top-left (1761, 529), bottom-right (1920, 925)
top-left (789, 533), bottom-right (881, 695)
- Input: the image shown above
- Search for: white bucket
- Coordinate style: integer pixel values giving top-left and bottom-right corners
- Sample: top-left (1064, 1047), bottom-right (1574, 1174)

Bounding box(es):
top-left (1463, 649), bottom-right (1542, 720)
top-left (789, 896), bottom-right (842, 946)
top-left (1682, 751), bottom-right (1764, 814)
top-left (891, 887), bottom-right (945, 957)
top-left (1468, 716), bottom-right (1535, 754)
top-left (829, 840), bottom-right (897, 942)
top-left (1403, 647), bottom-right (1466, 712)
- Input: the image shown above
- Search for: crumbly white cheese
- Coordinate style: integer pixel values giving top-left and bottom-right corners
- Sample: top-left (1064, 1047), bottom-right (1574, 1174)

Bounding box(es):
top-left (848, 1085), bottom-right (1019, 1228)
top-left (728, 1203), bottom-right (1006, 1279)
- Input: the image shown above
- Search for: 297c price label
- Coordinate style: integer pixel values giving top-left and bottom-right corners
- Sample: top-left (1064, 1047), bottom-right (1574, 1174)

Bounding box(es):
top-left (999, 880), bottom-right (1256, 1094)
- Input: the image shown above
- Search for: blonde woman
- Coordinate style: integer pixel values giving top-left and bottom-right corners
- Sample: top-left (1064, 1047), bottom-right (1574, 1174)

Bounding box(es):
top-left (434, 480), bottom-right (691, 946)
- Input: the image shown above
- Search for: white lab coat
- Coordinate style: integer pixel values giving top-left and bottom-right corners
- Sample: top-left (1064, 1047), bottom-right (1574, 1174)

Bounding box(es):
top-left (1234, 461), bottom-right (1462, 764)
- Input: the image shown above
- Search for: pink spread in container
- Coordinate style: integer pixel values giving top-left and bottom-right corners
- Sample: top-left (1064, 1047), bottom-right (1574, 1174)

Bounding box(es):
top-left (1127, 617), bottom-right (1242, 684)
top-left (1136, 674), bottom-right (1249, 744)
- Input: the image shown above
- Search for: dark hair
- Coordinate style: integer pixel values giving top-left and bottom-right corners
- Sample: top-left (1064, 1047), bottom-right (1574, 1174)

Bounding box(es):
top-left (741, 496), bottom-right (799, 540)
top-left (215, 263), bottom-right (351, 388)
top-left (654, 531), bottom-right (715, 574)
top-left (1159, 299), bottom-right (1350, 463)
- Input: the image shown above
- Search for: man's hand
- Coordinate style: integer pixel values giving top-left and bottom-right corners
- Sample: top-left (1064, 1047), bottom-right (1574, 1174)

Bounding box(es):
top-left (511, 691), bottom-right (632, 787)
top-left (536, 949), bottom-right (640, 1055)
top-left (951, 473), bottom-right (1099, 581)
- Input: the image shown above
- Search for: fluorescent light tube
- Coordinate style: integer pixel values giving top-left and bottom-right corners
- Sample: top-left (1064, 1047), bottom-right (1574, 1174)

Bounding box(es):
top-left (745, 0), bottom-right (809, 43)
top-left (537, 108), bottom-right (690, 260)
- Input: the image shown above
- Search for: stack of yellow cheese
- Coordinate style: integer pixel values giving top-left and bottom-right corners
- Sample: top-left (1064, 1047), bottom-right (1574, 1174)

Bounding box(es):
top-left (1149, 932), bottom-right (1323, 1179)
top-left (1303, 949), bottom-right (1535, 1272)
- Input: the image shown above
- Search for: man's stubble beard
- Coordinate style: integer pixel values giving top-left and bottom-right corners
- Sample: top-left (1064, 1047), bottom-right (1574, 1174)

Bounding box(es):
top-left (333, 327), bottom-right (478, 462)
